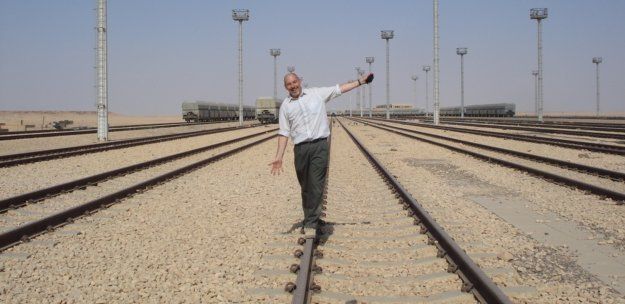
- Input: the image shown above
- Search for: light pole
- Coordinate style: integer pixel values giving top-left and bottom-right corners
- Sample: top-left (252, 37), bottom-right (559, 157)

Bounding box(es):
top-left (270, 49), bottom-right (280, 101)
top-left (365, 57), bottom-right (374, 117)
top-left (411, 75), bottom-right (418, 116)
top-left (233, 9), bottom-right (249, 126)
top-left (423, 66), bottom-right (430, 117)
top-left (531, 8), bottom-right (547, 122)
top-left (381, 30), bottom-right (394, 119)
top-left (355, 67), bottom-right (362, 117)
top-left (532, 70), bottom-right (539, 116)
top-left (593, 57), bottom-right (603, 116)
top-left (456, 47), bottom-right (468, 118)
top-left (95, 0), bottom-right (108, 142)
top-left (433, 0), bottom-right (440, 125)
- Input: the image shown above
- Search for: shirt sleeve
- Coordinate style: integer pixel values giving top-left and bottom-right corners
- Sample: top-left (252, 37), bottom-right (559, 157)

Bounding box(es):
top-left (316, 85), bottom-right (342, 103)
top-left (277, 102), bottom-right (291, 138)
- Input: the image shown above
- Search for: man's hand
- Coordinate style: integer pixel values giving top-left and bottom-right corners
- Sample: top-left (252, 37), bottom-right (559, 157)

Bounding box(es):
top-left (269, 159), bottom-right (283, 175)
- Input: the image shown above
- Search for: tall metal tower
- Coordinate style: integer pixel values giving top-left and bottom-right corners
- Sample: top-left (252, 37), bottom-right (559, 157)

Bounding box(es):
top-left (355, 67), bottom-right (362, 117)
top-left (423, 66), bottom-right (431, 117)
top-left (532, 70), bottom-right (539, 115)
top-left (411, 75), bottom-right (418, 114)
top-left (433, 0), bottom-right (440, 125)
top-left (531, 8), bottom-right (547, 122)
top-left (593, 57), bottom-right (603, 116)
top-left (381, 30), bottom-right (394, 119)
top-left (95, 0), bottom-right (108, 141)
top-left (232, 9), bottom-right (249, 126)
top-left (270, 49), bottom-right (281, 100)
top-left (365, 57), bottom-right (374, 117)
top-left (456, 47), bottom-right (468, 118)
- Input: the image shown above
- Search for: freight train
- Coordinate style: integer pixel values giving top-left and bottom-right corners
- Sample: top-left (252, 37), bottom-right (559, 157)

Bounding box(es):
top-left (439, 103), bottom-right (515, 117)
top-left (182, 101), bottom-right (256, 122)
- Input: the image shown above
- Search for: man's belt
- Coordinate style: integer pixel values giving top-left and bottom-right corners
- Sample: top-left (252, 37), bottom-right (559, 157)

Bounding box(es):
top-left (295, 137), bottom-right (327, 146)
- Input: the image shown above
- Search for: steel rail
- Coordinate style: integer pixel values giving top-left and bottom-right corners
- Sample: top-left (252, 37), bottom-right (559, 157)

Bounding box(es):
top-left (338, 118), bottom-right (511, 304)
top-left (0, 121), bottom-right (223, 141)
top-left (355, 118), bottom-right (625, 181)
top-left (351, 118), bottom-right (625, 203)
top-left (0, 121), bottom-right (206, 136)
top-left (0, 128), bottom-right (277, 213)
top-left (370, 118), bottom-right (625, 156)
top-left (0, 133), bottom-right (277, 251)
top-left (0, 124), bottom-right (260, 167)
top-left (441, 119), bottom-right (625, 133)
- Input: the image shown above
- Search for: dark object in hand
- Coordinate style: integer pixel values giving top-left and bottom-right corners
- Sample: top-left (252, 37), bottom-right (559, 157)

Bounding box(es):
top-left (365, 73), bottom-right (374, 84)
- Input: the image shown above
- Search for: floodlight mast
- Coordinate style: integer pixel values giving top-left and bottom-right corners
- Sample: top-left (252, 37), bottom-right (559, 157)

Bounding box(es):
top-left (456, 47), bottom-right (468, 118)
top-left (95, 0), bottom-right (108, 142)
top-left (532, 70), bottom-right (539, 115)
top-left (531, 8), bottom-right (547, 122)
top-left (593, 57), bottom-right (603, 116)
top-left (359, 69), bottom-right (366, 117)
top-left (233, 9), bottom-right (249, 126)
top-left (423, 66), bottom-right (431, 118)
top-left (355, 67), bottom-right (362, 117)
top-left (365, 57), bottom-right (374, 117)
top-left (381, 30), bottom-right (394, 119)
top-left (433, 0), bottom-right (440, 125)
top-left (411, 75), bottom-right (418, 116)
top-left (270, 49), bottom-right (281, 101)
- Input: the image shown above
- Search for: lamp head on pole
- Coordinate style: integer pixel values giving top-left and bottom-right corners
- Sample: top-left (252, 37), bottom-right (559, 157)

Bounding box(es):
top-left (270, 49), bottom-right (281, 57)
top-left (456, 47), bottom-right (468, 55)
top-left (530, 8), bottom-right (548, 20)
top-left (232, 9), bottom-right (249, 21)
top-left (287, 66), bottom-right (295, 73)
top-left (365, 57), bottom-right (375, 64)
top-left (381, 30), bottom-right (394, 40)
top-left (592, 57), bottom-right (603, 64)
top-left (411, 75), bottom-right (418, 81)
top-left (422, 65), bottom-right (431, 72)
top-left (532, 70), bottom-right (539, 76)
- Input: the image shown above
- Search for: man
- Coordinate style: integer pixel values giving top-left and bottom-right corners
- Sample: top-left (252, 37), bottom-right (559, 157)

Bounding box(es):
top-left (269, 72), bottom-right (373, 235)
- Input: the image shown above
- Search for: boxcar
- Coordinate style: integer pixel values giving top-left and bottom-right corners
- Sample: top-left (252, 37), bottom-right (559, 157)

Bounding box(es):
top-left (182, 101), bottom-right (256, 122)
top-left (440, 103), bottom-right (515, 117)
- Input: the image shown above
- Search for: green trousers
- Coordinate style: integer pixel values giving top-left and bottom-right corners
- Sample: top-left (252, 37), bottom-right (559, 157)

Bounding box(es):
top-left (294, 138), bottom-right (329, 228)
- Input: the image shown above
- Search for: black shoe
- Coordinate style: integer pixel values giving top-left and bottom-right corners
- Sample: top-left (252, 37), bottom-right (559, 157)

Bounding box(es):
top-left (317, 219), bottom-right (329, 227)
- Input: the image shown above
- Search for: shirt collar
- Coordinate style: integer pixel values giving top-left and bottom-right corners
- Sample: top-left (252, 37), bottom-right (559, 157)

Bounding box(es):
top-left (288, 91), bottom-right (307, 102)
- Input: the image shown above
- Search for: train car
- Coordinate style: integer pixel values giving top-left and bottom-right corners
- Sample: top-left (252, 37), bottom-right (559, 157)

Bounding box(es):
top-left (255, 97), bottom-right (282, 124)
top-left (440, 103), bottom-right (515, 117)
top-left (182, 101), bottom-right (256, 122)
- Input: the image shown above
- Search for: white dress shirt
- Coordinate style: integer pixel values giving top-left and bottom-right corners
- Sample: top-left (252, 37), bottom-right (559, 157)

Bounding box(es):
top-left (278, 85), bottom-right (342, 145)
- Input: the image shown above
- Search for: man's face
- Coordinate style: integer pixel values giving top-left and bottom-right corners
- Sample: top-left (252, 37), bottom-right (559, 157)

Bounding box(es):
top-left (284, 74), bottom-right (302, 98)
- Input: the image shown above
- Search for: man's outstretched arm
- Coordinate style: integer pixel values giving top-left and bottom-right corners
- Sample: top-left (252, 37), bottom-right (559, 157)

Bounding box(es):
top-left (339, 72), bottom-right (373, 94)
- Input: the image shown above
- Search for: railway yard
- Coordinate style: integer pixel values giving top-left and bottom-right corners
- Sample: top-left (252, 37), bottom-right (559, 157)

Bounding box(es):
top-left (1, 117), bottom-right (625, 303)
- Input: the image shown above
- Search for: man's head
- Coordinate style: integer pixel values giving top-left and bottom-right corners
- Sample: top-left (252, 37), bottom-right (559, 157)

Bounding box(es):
top-left (284, 73), bottom-right (302, 99)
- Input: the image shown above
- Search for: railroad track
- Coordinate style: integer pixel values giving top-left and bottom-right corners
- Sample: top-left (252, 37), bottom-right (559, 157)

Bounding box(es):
top-left (352, 117), bottom-right (625, 203)
top-left (284, 118), bottom-right (511, 303)
top-left (369, 118), bottom-right (625, 156)
top-left (430, 117), bottom-right (625, 131)
top-left (0, 124), bottom-right (263, 167)
top-left (0, 121), bottom-right (226, 141)
top-left (0, 130), bottom-right (277, 251)
top-left (431, 120), bottom-right (625, 139)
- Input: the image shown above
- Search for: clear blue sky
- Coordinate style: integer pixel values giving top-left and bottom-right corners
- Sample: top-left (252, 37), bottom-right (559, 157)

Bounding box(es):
top-left (1, 1), bottom-right (623, 115)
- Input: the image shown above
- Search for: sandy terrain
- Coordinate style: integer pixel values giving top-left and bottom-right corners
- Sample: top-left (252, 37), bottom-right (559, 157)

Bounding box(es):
top-left (0, 111), bottom-right (181, 132)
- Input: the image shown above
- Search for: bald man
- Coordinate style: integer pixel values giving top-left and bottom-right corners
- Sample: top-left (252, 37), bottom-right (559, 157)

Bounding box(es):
top-left (270, 72), bottom-right (373, 235)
